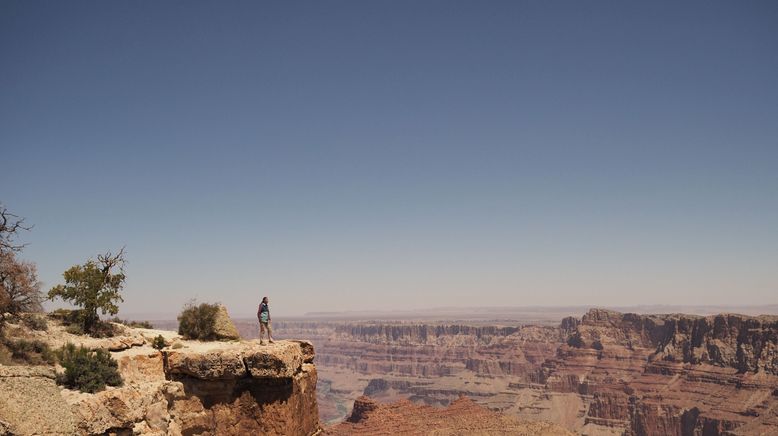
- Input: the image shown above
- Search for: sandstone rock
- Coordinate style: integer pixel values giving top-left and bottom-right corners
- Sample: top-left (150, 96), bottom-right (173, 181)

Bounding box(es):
top-left (329, 396), bottom-right (573, 435)
top-left (347, 396), bottom-right (378, 422)
top-left (2, 319), bottom-right (320, 436)
top-left (291, 339), bottom-right (316, 363)
top-left (212, 304), bottom-right (240, 340)
top-left (0, 365), bottom-right (77, 435)
top-left (164, 340), bottom-right (308, 380)
top-left (165, 348), bottom-right (247, 379)
top-left (244, 341), bottom-right (304, 378)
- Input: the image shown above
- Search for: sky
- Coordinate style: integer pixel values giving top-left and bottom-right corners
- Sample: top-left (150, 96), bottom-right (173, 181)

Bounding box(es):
top-left (1, 1), bottom-right (777, 318)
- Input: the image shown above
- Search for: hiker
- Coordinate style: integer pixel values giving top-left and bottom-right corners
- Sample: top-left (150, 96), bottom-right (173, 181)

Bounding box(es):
top-left (257, 296), bottom-right (274, 344)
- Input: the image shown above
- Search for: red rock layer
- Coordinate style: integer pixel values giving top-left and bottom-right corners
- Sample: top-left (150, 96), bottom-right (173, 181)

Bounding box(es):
top-left (326, 396), bottom-right (573, 435)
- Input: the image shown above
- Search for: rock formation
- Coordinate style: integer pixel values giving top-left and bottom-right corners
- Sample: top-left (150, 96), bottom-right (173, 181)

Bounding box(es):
top-left (0, 318), bottom-right (320, 436)
top-left (326, 395), bottom-right (573, 435)
top-left (212, 304), bottom-right (241, 341)
top-left (267, 310), bottom-right (778, 435)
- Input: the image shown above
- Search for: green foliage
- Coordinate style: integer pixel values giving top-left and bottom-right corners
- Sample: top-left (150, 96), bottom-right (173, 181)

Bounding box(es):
top-left (56, 343), bottom-right (123, 393)
top-left (152, 334), bottom-right (166, 350)
top-left (109, 317), bottom-right (153, 329)
top-left (49, 308), bottom-right (84, 324)
top-left (89, 320), bottom-right (116, 338)
top-left (55, 310), bottom-right (115, 338)
top-left (0, 333), bottom-right (55, 365)
top-left (177, 301), bottom-right (219, 340)
top-left (48, 250), bottom-right (126, 334)
top-left (65, 323), bottom-right (84, 335)
top-left (591, 340), bottom-right (604, 350)
top-left (21, 313), bottom-right (48, 331)
top-left (567, 332), bottom-right (584, 348)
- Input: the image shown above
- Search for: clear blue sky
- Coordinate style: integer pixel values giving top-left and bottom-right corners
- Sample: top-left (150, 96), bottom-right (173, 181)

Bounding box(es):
top-left (2, 1), bottom-right (777, 317)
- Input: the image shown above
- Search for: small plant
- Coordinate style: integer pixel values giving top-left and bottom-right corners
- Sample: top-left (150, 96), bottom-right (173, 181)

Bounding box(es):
top-left (566, 332), bottom-right (585, 348)
top-left (21, 313), bottom-right (48, 331)
top-left (57, 311), bottom-right (115, 338)
top-left (591, 340), bottom-right (604, 350)
top-left (177, 301), bottom-right (219, 340)
top-left (152, 335), bottom-right (166, 350)
top-left (1, 338), bottom-right (56, 365)
top-left (56, 343), bottom-right (123, 393)
top-left (88, 320), bottom-right (117, 338)
top-left (65, 323), bottom-right (85, 336)
top-left (109, 317), bottom-right (153, 329)
top-left (49, 308), bottom-right (85, 326)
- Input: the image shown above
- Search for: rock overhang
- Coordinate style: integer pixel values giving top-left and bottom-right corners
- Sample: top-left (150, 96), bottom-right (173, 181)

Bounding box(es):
top-left (163, 339), bottom-right (315, 381)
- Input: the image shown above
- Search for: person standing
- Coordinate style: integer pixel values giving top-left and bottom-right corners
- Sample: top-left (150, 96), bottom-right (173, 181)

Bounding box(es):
top-left (257, 296), bottom-right (274, 345)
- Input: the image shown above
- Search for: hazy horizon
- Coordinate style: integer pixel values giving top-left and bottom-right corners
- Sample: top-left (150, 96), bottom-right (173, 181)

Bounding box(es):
top-left (2, 1), bottom-right (777, 317)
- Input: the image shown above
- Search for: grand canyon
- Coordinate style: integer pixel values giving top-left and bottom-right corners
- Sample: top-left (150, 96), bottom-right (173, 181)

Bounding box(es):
top-left (3, 306), bottom-right (778, 435)
top-left (231, 306), bottom-right (778, 435)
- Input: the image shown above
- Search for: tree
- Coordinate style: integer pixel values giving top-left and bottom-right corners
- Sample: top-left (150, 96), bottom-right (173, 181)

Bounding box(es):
top-left (0, 204), bottom-right (32, 254)
top-left (0, 251), bottom-right (43, 318)
top-left (0, 204), bottom-right (42, 319)
top-left (48, 248), bottom-right (127, 333)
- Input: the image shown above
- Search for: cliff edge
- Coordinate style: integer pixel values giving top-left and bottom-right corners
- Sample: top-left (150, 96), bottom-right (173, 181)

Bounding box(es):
top-left (0, 320), bottom-right (320, 436)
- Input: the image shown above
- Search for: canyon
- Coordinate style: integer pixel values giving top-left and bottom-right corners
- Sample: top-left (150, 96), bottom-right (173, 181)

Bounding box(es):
top-left (243, 308), bottom-right (778, 435)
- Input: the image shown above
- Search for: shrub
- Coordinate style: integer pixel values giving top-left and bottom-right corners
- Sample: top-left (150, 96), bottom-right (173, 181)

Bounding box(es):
top-left (49, 308), bottom-right (85, 325)
top-left (0, 337), bottom-right (56, 365)
top-left (177, 302), bottom-right (219, 340)
top-left (21, 313), bottom-right (48, 331)
top-left (56, 343), bottom-right (123, 393)
top-left (152, 335), bottom-right (166, 350)
top-left (566, 332), bottom-right (585, 348)
top-left (65, 323), bottom-right (84, 336)
top-left (109, 317), bottom-right (153, 329)
top-left (88, 320), bottom-right (116, 338)
top-left (56, 310), bottom-right (115, 338)
top-left (591, 340), bottom-right (604, 350)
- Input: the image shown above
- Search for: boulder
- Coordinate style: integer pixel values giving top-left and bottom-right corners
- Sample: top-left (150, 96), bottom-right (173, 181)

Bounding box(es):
top-left (212, 305), bottom-right (240, 340)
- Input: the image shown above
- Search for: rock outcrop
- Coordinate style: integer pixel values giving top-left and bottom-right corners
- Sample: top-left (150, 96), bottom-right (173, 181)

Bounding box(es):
top-left (327, 395), bottom-right (573, 435)
top-left (212, 304), bottom-right (241, 341)
top-left (0, 366), bottom-right (77, 435)
top-left (0, 321), bottom-right (320, 436)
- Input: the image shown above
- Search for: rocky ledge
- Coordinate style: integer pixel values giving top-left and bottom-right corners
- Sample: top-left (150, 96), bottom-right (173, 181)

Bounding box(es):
top-left (0, 330), bottom-right (320, 436)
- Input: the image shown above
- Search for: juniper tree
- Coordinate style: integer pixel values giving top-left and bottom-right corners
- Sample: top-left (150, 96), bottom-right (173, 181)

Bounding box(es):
top-left (48, 248), bottom-right (127, 333)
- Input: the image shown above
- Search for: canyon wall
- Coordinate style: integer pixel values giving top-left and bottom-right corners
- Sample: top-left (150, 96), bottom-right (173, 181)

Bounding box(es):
top-left (273, 310), bottom-right (778, 435)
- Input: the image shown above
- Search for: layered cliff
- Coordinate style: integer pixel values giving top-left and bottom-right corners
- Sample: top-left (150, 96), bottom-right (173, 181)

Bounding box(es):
top-left (269, 310), bottom-right (778, 435)
top-left (0, 319), bottom-right (321, 436)
top-left (547, 309), bottom-right (778, 435)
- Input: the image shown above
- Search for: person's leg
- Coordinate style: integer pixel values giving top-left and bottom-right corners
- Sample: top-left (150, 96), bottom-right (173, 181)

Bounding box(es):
top-left (259, 322), bottom-right (266, 344)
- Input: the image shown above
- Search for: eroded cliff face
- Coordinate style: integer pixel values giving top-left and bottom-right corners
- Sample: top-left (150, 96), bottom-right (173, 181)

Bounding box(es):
top-left (273, 310), bottom-right (778, 435)
top-left (548, 309), bottom-right (778, 435)
top-left (0, 322), bottom-right (321, 436)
